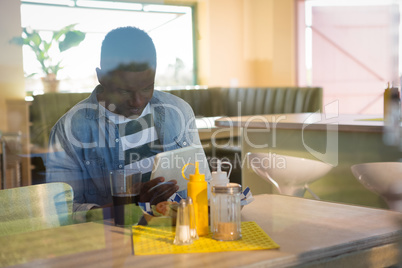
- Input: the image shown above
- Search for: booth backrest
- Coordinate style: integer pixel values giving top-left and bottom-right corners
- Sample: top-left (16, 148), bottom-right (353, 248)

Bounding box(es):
top-left (29, 87), bottom-right (322, 148)
top-left (219, 87), bottom-right (322, 116)
top-left (162, 87), bottom-right (223, 117)
top-left (30, 93), bottom-right (91, 147)
top-left (163, 87), bottom-right (322, 117)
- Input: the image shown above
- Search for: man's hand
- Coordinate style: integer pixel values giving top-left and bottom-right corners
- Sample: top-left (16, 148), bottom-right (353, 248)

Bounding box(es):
top-left (139, 177), bottom-right (179, 205)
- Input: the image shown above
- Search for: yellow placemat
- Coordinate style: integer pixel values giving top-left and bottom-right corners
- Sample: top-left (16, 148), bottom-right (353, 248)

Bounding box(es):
top-left (132, 221), bottom-right (279, 255)
top-left (355, 118), bottom-right (383, 121)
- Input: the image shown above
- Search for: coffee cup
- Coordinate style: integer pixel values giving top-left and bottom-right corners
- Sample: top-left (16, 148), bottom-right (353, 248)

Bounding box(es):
top-left (110, 170), bottom-right (142, 226)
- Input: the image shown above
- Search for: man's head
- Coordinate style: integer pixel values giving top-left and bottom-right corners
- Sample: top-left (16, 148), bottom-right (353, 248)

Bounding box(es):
top-left (96, 27), bottom-right (157, 118)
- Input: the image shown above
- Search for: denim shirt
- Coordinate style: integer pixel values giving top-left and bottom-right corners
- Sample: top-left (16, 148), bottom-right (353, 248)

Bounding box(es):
top-left (46, 87), bottom-right (210, 213)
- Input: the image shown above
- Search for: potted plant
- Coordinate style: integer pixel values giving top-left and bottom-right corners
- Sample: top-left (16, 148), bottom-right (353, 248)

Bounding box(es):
top-left (10, 24), bottom-right (86, 93)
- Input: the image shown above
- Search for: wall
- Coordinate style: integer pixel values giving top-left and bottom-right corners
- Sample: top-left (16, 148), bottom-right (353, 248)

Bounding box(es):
top-left (0, 1), bottom-right (32, 186)
top-left (0, 1), bottom-right (26, 132)
top-left (195, 0), bottom-right (296, 87)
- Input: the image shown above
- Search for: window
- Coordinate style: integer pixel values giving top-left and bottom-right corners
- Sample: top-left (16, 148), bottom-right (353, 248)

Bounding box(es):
top-left (20, 0), bottom-right (195, 95)
top-left (297, 0), bottom-right (400, 114)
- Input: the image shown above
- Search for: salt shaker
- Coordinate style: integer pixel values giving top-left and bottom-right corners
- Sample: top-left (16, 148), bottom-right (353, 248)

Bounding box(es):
top-left (211, 183), bottom-right (242, 241)
top-left (173, 199), bottom-right (193, 245)
top-left (187, 197), bottom-right (198, 240)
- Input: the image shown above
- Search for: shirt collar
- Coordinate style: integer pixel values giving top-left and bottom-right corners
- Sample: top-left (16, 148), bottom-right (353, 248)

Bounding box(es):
top-left (85, 85), bottom-right (159, 120)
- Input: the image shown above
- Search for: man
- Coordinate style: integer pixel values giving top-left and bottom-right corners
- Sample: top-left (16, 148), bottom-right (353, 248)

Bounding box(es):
top-left (46, 26), bottom-right (208, 215)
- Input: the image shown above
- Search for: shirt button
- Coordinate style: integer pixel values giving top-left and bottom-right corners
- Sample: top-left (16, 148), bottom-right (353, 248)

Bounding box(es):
top-left (115, 138), bottom-right (119, 143)
top-left (183, 141), bottom-right (187, 146)
top-left (85, 161), bottom-right (90, 165)
top-left (119, 165), bottom-right (123, 169)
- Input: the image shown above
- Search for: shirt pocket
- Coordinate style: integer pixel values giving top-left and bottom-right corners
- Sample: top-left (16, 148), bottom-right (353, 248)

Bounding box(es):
top-left (83, 157), bottom-right (108, 198)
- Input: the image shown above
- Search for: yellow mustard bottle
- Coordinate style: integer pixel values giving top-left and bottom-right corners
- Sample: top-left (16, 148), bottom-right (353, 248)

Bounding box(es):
top-left (182, 162), bottom-right (209, 236)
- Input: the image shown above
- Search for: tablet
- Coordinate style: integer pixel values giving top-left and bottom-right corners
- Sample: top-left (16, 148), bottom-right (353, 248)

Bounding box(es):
top-left (150, 146), bottom-right (210, 191)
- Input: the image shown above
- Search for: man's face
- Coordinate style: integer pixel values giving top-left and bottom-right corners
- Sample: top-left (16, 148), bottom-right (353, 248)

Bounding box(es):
top-left (98, 68), bottom-right (155, 118)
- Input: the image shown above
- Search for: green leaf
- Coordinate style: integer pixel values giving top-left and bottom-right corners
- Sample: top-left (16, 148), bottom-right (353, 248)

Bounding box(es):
top-left (30, 32), bottom-right (42, 47)
top-left (9, 24), bottom-right (85, 77)
top-left (59, 31), bottom-right (86, 52)
top-left (22, 27), bottom-right (29, 35)
top-left (42, 41), bottom-right (51, 52)
top-left (9, 37), bottom-right (24, 46)
top-left (25, 72), bottom-right (38, 78)
top-left (53, 23), bottom-right (77, 41)
top-left (49, 62), bottom-right (62, 74)
top-left (37, 51), bottom-right (46, 61)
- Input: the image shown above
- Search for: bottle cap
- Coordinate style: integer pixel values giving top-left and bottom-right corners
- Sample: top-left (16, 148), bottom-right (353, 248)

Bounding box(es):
top-left (190, 162), bottom-right (205, 182)
top-left (211, 160), bottom-right (232, 186)
top-left (182, 162), bottom-right (205, 182)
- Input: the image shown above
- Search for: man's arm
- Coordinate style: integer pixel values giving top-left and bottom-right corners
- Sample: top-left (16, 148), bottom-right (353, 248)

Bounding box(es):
top-left (46, 125), bottom-right (99, 213)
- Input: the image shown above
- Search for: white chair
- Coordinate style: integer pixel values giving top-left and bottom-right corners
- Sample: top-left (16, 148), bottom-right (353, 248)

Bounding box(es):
top-left (351, 162), bottom-right (402, 212)
top-left (0, 182), bottom-right (73, 236)
top-left (247, 153), bottom-right (333, 199)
